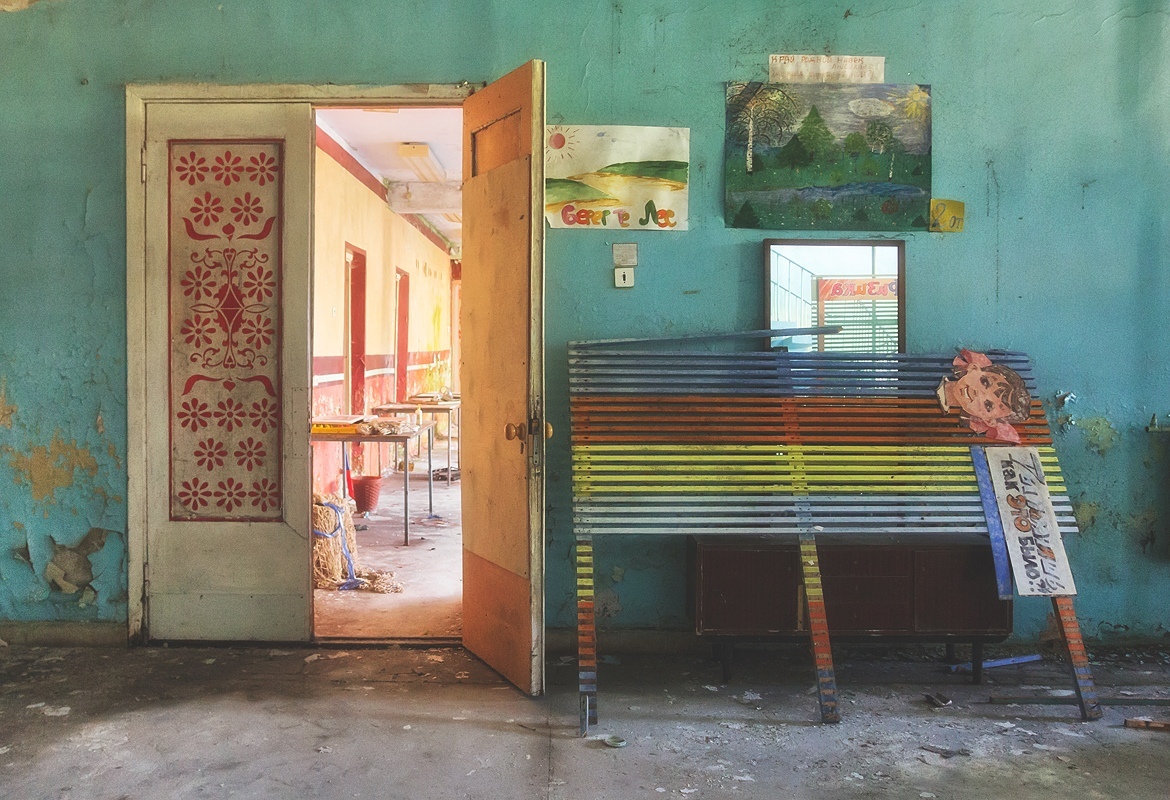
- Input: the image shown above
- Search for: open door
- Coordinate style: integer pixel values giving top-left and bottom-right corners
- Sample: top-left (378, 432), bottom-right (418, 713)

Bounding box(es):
top-left (134, 101), bottom-right (314, 640)
top-left (460, 61), bottom-right (547, 694)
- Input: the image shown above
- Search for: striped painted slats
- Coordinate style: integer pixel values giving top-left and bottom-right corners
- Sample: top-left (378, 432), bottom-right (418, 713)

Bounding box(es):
top-left (572, 444), bottom-right (1068, 494)
top-left (567, 348), bottom-right (1081, 546)
top-left (571, 396), bottom-right (1053, 445)
top-left (572, 495), bottom-right (1079, 539)
top-left (568, 349), bottom-right (1038, 397)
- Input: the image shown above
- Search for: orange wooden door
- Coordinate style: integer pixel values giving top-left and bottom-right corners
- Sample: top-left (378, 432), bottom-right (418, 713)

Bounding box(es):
top-left (460, 61), bottom-right (547, 694)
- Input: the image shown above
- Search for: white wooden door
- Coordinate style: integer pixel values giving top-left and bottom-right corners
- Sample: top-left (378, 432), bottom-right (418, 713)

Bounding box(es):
top-left (139, 102), bottom-right (313, 640)
top-left (460, 61), bottom-right (547, 694)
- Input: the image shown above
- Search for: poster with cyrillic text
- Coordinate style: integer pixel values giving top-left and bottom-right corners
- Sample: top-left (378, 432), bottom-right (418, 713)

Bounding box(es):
top-left (545, 125), bottom-right (688, 231)
top-left (986, 447), bottom-right (1077, 596)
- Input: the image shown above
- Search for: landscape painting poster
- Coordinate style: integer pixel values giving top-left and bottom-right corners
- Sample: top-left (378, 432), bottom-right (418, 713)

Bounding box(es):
top-left (545, 125), bottom-right (689, 230)
top-left (725, 82), bottom-right (931, 231)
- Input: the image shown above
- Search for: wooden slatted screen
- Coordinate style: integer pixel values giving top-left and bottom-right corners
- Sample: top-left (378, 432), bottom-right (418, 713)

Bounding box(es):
top-left (568, 347), bottom-right (1078, 545)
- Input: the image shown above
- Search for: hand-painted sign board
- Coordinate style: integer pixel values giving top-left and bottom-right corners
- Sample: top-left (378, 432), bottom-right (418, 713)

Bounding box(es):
top-left (985, 446), bottom-right (1076, 596)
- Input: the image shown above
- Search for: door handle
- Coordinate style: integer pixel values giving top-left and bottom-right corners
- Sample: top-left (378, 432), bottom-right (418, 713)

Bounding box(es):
top-left (544, 422), bottom-right (554, 440)
top-left (504, 421), bottom-right (527, 454)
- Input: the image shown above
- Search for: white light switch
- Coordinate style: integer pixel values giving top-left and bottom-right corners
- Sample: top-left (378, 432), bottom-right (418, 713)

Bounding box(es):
top-left (614, 267), bottom-right (635, 288)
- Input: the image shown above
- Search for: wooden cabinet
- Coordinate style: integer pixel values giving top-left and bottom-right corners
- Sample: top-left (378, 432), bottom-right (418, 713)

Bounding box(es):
top-left (691, 539), bottom-right (1011, 641)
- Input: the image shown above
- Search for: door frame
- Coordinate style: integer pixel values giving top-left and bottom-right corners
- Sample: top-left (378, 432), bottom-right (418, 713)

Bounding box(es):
top-left (346, 245), bottom-right (367, 414)
top-left (125, 82), bottom-right (476, 642)
top-left (394, 269), bottom-right (410, 402)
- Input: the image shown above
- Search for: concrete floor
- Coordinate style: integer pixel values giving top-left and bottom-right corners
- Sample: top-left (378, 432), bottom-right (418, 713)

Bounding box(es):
top-left (314, 438), bottom-right (462, 641)
top-left (314, 467), bottom-right (462, 641)
top-left (2, 642), bottom-right (1169, 799)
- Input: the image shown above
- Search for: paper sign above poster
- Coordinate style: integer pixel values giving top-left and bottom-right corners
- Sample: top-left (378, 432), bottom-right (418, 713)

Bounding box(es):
top-left (545, 125), bottom-right (689, 231)
top-left (818, 277), bottom-right (898, 301)
top-left (769, 54), bottom-right (885, 84)
top-left (985, 446), bottom-right (1077, 597)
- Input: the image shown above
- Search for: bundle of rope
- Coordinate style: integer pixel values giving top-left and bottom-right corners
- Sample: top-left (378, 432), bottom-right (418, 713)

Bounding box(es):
top-left (311, 494), bottom-right (403, 593)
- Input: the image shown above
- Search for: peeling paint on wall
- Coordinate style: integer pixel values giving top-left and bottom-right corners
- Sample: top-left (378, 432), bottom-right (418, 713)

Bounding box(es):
top-left (0, 379), bottom-right (15, 428)
top-left (1077, 416), bottom-right (1118, 455)
top-left (1072, 500), bottom-right (1101, 534)
top-left (0, 1), bottom-right (45, 11)
top-left (595, 587), bottom-right (623, 619)
top-left (2, 433), bottom-right (99, 504)
top-left (45, 528), bottom-right (111, 598)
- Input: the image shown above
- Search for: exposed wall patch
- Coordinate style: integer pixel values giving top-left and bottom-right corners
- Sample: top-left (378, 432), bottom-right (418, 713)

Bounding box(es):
top-left (45, 529), bottom-right (112, 595)
top-left (0, 379), bottom-right (15, 428)
top-left (1072, 500), bottom-right (1101, 534)
top-left (3, 433), bottom-right (99, 503)
top-left (1077, 416), bottom-right (1118, 455)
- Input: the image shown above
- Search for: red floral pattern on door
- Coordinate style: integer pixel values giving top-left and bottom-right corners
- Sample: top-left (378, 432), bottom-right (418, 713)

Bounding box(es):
top-left (170, 142), bottom-right (283, 521)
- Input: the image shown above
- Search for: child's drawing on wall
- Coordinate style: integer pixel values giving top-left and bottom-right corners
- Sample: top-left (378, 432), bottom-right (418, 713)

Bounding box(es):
top-left (936, 349), bottom-right (1032, 443)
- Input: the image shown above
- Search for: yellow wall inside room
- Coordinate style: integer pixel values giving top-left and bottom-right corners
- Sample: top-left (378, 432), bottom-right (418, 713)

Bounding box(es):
top-left (312, 146), bottom-right (452, 369)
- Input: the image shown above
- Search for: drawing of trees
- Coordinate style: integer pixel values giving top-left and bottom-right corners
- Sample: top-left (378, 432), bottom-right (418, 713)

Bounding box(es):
top-left (864, 120), bottom-right (894, 154)
top-left (726, 82), bottom-right (799, 173)
top-left (795, 106), bottom-right (835, 162)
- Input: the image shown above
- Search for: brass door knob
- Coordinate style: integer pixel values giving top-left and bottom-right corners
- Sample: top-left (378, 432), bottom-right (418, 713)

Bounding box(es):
top-left (544, 422), bottom-right (554, 439)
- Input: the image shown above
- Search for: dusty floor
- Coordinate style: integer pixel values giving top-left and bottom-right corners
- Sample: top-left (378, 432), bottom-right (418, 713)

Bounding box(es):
top-left (2, 642), bottom-right (1169, 799)
top-left (314, 436), bottom-right (462, 641)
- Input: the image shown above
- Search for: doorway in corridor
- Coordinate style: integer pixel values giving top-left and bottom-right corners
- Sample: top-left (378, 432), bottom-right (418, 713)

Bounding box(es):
top-left (310, 105), bottom-right (464, 642)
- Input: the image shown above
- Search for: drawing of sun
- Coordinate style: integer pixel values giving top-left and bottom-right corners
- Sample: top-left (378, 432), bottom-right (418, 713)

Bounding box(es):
top-left (546, 126), bottom-right (579, 162)
top-left (896, 86), bottom-right (931, 121)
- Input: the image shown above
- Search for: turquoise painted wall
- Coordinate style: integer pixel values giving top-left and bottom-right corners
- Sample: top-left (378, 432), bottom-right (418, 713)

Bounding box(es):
top-left (1, 1), bottom-right (1167, 641)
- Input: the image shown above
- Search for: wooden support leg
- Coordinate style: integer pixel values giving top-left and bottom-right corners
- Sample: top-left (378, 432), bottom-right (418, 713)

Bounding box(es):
top-left (798, 534), bottom-right (840, 724)
top-left (945, 642), bottom-right (958, 664)
top-left (1052, 595), bottom-right (1103, 721)
top-left (575, 536), bottom-right (598, 735)
top-left (971, 641), bottom-right (984, 685)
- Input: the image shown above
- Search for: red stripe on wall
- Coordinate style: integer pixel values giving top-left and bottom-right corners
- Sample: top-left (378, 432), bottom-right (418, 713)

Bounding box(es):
top-left (313, 355), bottom-right (346, 375)
top-left (316, 127), bottom-right (386, 199)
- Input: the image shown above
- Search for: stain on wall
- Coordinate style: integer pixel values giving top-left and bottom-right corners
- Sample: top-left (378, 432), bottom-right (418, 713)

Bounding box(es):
top-left (0, 380), bottom-right (14, 428)
top-left (1129, 509), bottom-right (1158, 554)
top-left (1076, 416), bottom-right (1119, 456)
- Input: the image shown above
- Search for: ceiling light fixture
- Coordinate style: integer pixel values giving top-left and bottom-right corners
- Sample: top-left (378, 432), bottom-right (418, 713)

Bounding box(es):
top-left (398, 143), bottom-right (447, 183)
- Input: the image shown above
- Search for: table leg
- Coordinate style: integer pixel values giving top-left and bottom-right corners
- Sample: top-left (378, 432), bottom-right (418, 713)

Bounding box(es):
top-left (403, 442), bottom-right (411, 546)
top-left (426, 425), bottom-right (437, 518)
top-left (446, 410), bottom-right (453, 487)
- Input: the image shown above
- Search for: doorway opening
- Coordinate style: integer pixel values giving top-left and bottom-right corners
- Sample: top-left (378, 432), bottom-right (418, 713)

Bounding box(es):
top-left (310, 106), bottom-right (465, 642)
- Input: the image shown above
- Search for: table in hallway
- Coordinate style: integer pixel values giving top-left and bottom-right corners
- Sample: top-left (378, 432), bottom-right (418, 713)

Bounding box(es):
top-left (372, 400), bottom-right (461, 486)
top-left (310, 420), bottom-right (436, 545)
